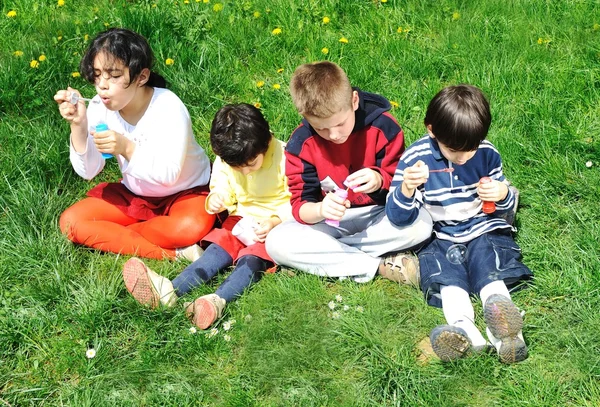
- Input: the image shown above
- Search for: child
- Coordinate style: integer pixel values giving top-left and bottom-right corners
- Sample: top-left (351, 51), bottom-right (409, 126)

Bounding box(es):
top-left (54, 28), bottom-right (214, 260)
top-left (122, 103), bottom-right (291, 329)
top-left (386, 84), bottom-right (533, 364)
top-left (265, 61), bottom-right (432, 284)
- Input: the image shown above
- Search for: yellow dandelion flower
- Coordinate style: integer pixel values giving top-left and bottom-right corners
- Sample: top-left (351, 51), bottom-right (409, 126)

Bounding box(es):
top-left (397, 26), bottom-right (403, 33)
top-left (272, 27), bottom-right (282, 35)
top-left (339, 37), bottom-right (348, 44)
top-left (84, 34), bottom-right (89, 41)
top-left (273, 84), bottom-right (281, 90)
top-left (323, 16), bottom-right (330, 24)
top-left (266, 8), bottom-right (271, 13)
top-left (452, 12), bottom-right (460, 20)
top-left (39, 55), bottom-right (47, 62)
top-left (204, 0), bottom-right (209, 3)
top-left (184, 0), bottom-right (189, 3)
top-left (104, 22), bottom-right (109, 27)
top-left (381, 0), bottom-right (388, 3)
top-left (152, 3), bottom-right (158, 7)
top-left (30, 60), bottom-right (40, 69)
top-left (165, 58), bottom-right (175, 66)
top-left (213, 3), bottom-right (223, 11)
top-left (57, 36), bottom-right (63, 41)
top-left (7, 10), bottom-right (17, 18)
top-left (321, 47), bottom-right (329, 54)
top-left (537, 37), bottom-right (543, 44)
top-left (256, 80), bottom-right (265, 88)
top-left (57, 0), bottom-right (65, 6)
top-left (594, 23), bottom-right (600, 31)
top-left (277, 68), bottom-right (284, 73)
top-left (390, 101), bottom-right (399, 109)
top-left (72, 72), bottom-right (80, 78)
top-left (253, 11), bottom-right (260, 18)
top-left (13, 50), bottom-right (24, 57)
top-left (254, 102), bottom-right (262, 108)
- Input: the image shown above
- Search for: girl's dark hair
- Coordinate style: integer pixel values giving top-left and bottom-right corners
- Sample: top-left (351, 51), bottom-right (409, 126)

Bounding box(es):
top-left (210, 104), bottom-right (271, 167)
top-left (80, 28), bottom-right (166, 88)
top-left (424, 84), bottom-right (491, 151)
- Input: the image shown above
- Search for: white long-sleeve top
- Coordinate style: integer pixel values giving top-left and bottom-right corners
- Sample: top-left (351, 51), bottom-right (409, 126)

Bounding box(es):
top-left (69, 88), bottom-right (211, 197)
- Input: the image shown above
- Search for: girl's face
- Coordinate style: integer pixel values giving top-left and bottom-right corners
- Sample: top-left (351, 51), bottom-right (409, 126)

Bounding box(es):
top-left (92, 52), bottom-right (143, 112)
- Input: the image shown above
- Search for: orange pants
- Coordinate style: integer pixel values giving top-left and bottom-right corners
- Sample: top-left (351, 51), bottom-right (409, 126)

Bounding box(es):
top-left (59, 194), bottom-right (215, 259)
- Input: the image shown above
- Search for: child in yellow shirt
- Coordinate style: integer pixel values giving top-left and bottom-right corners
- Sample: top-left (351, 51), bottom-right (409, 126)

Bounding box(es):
top-left (122, 104), bottom-right (291, 329)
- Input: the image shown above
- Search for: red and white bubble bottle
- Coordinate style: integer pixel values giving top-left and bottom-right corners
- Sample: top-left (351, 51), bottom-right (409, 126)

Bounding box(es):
top-left (479, 177), bottom-right (496, 214)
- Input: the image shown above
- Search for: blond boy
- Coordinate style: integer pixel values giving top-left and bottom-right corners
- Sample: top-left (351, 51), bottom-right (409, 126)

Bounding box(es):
top-left (265, 61), bottom-right (432, 283)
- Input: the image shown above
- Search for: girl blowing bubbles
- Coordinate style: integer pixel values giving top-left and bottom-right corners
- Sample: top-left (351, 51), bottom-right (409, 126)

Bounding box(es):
top-left (54, 28), bottom-right (214, 260)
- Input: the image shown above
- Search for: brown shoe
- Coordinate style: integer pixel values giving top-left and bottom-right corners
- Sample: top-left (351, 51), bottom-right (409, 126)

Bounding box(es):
top-left (378, 252), bottom-right (420, 286)
top-left (185, 294), bottom-right (226, 330)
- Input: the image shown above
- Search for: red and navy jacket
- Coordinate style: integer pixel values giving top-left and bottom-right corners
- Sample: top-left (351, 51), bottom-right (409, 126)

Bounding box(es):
top-left (285, 89), bottom-right (405, 223)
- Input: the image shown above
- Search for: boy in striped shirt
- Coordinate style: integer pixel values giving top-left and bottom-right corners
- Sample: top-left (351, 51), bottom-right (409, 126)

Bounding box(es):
top-left (386, 85), bottom-right (532, 364)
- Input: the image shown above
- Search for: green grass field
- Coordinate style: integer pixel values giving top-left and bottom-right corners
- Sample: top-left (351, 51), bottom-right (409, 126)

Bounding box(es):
top-left (1, 0), bottom-right (600, 405)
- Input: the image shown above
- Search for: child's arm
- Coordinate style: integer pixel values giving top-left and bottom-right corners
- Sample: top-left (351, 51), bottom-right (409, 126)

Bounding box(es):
top-left (386, 159), bottom-right (426, 226)
top-left (206, 156), bottom-right (236, 214)
top-left (298, 191), bottom-right (350, 224)
top-left (477, 145), bottom-right (515, 216)
top-left (54, 88), bottom-right (89, 153)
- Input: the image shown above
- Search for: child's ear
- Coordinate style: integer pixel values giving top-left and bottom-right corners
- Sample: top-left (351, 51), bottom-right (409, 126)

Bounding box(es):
top-left (351, 90), bottom-right (359, 112)
top-left (137, 68), bottom-right (151, 86)
top-left (426, 124), bottom-right (435, 138)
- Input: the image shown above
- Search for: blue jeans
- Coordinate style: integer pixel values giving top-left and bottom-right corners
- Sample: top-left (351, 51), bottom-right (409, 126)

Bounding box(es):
top-left (418, 231), bottom-right (533, 308)
top-left (172, 243), bottom-right (270, 302)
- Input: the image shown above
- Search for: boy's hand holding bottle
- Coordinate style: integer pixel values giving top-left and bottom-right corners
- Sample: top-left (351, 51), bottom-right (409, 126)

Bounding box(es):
top-left (320, 188), bottom-right (351, 223)
top-left (344, 168), bottom-right (383, 194)
top-left (401, 160), bottom-right (430, 198)
top-left (477, 177), bottom-right (508, 204)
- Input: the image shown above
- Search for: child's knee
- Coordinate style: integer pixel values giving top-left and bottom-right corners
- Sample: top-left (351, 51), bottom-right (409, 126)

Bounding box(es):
top-left (58, 208), bottom-right (76, 236)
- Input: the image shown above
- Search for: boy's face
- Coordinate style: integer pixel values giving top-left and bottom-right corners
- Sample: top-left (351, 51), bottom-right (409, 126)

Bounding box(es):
top-left (428, 127), bottom-right (477, 165)
top-left (231, 153), bottom-right (265, 176)
top-left (304, 91), bottom-right (359, 144)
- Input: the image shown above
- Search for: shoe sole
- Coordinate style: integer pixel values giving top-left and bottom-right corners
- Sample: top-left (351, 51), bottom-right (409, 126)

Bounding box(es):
top-left (430, 325), bottom-right (472, 362)
top-left (484, 294), bottom-right (528, 363)
top-left (123, 258), bottom-right (159, 309)
top-left (188, 297), bottom-right (217, 330)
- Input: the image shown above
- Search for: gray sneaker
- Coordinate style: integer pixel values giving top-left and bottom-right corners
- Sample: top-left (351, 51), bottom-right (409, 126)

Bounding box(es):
top-left (484, 294), bottom-right (528, 364)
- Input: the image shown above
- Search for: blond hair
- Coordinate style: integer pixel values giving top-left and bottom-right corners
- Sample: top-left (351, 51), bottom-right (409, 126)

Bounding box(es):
top-left (289, 61), bottom-right (353, 118)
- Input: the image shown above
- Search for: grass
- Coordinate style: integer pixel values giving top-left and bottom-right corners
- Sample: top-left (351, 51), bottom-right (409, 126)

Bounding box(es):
top-left (1, 0), bottom-right (600, 405)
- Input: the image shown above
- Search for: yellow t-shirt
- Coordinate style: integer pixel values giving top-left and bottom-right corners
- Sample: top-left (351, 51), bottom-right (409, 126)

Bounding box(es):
top-left (206, 137), bottom-right (292, 222)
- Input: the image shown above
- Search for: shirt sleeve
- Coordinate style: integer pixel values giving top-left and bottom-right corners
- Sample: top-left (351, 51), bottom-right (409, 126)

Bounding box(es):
top-left (386, 156), bottom-right (423, 226)
top-left (206, 156), bottom-right (237, 213)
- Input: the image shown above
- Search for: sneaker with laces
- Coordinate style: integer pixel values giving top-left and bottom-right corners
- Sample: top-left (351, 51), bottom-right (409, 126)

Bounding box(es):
top-left (176, 244), bottom-right (204, 262)
top-left (430, 325), bottom-right (472, 362)
top-left (378, 252), bottom-right (419, 286)
top-left (185, 293), bottom-right (226, 330)
top-left (484, 294), bottom-right (528, 364)
top-left (122, 257), bottom-right (178, 308)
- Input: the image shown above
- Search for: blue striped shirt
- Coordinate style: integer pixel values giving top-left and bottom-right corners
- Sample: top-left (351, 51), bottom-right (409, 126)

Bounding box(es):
top-left (386, 136), bottom-right (514, 243)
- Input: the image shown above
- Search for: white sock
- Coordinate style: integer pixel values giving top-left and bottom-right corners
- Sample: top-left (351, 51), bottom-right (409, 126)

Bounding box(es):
top-left (440, 285), bottom-right (488, 350)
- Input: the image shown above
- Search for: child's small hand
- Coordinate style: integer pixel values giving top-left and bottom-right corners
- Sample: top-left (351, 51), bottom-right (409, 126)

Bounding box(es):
top-left (253, 217), bottom-right (281, 242)
top-left (320, 190), bottom-right (350, 221)
top-left (402, 160), bottom-right (429, 195)
top-left (345, 168), bottom-right (383, 194)
top-left (477, 179), bottom-right (508, 202)
top-left (206, 193), bottom-right (226, 214)
top-left (54, 88), bottom-right (87, 126)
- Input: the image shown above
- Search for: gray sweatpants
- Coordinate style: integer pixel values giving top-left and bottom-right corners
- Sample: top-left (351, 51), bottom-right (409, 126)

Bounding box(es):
top-left (265, 205), bottom-right (433, 282)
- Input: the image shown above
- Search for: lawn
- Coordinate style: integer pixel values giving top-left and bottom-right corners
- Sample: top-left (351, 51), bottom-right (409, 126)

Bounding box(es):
top-left (1, 0), bottom-right (599, 406)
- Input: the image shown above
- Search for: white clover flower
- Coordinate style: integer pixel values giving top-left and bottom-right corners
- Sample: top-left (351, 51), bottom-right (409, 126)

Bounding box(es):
top-left (208, 328), bottom-right (219, 338)
top-left (223, 321), bottom-right (232, 331)
top-left (223, 334), bottom-right (231, 342)
top-left (328, 301), bottom-right (336, 310)
top-left (189, 327), bottom-right (197, 334)
top-left (586, 161), bottom-right (593, 168)
top-left (332, 311), bottom-right (341, 319)
top-left (343, 305), bottom-right (350, 311)
top-left (335, 294), bottom-right (343, 303)
top-left (86, 349), bottom-right (96, 359)
top-left (356, 306), bottom-right (364, 313)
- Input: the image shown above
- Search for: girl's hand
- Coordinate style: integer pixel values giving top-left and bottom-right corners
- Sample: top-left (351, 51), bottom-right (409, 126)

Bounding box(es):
top-left (401, 160), bottom-right (429, 197)
top-left (253, 217), bottom-right (281, 242)
top-left (320, 190), bottom-right (350, 221)
top-left (91, 128), bottom-right (131, 157)
top-left (345, 168), bottom-right (383, 194)
top-left (477, 179), bottom-right (508, 202)
top-left (206, 193), bottom-right (226, 214)
top-left (54, 88), bottom-right (87, 127)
